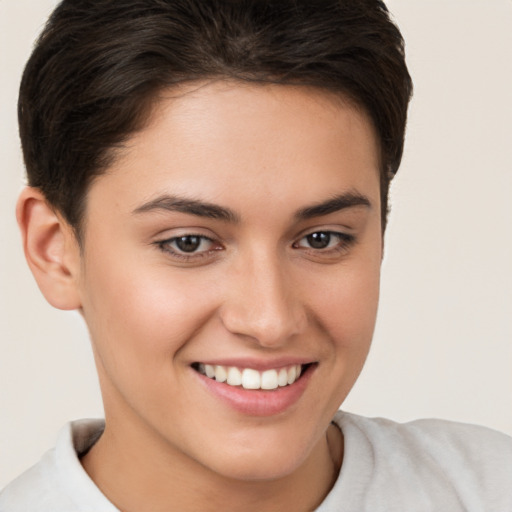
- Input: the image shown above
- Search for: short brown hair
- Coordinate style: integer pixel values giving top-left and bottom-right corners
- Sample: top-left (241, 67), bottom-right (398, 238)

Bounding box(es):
top-left (19, 0), bottom-right (413, 238)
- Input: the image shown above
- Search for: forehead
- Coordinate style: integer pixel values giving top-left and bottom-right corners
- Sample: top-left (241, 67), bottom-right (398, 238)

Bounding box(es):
top-left (86, 82), bottom-right (381, 223)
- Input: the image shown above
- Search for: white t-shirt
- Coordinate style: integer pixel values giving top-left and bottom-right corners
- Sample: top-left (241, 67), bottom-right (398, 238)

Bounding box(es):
top-left (1, 411), bottom-right (511, 511)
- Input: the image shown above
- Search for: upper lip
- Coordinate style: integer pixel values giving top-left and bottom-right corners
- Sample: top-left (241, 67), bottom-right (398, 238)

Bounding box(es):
top-left (192, 357), bottom-right (316, 372)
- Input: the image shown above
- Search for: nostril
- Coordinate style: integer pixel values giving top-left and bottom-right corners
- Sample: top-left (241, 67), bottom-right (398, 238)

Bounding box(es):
top-left (218, 269), bottom-right (306, 346)
top-left (220, 307), bottom-right (306, 348)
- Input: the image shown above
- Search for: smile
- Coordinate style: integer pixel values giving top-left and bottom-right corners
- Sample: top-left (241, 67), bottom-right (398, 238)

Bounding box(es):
top-left (195, 363), bottom-right (303, 390)
top-left (192, 361), bottom-right (316, 416)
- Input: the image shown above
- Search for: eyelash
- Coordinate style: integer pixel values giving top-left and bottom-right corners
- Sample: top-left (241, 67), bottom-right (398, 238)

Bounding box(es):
top-left (155, 234), bottom-right (219, 261)
top-left (155, 231), bottom-right (356, 262)
top-left (292, 231), bottom-right (355, 252)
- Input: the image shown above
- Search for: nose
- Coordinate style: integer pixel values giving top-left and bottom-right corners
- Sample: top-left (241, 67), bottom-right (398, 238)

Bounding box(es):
top-left (219, 252), bottom-right (307, 347)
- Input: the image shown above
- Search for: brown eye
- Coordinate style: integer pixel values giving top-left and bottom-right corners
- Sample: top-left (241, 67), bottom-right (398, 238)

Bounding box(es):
top-left (294, 231), bottom-right (355, 253)
top-left (175, 235), bottom-right (203, 253)
top-left (157, 234), bottom-right (217, 257)
top-left (306, 232), bottom-right (332, 249)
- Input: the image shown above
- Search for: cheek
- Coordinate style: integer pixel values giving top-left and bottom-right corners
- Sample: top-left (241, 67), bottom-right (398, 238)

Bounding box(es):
top-left (85, 252), bottom-right (205, 338)
top-left (80, 260), bottom-right (225, 426)
top-left (312, 265), bottom-right (380, 412)
top-left (79, 249), bottom-right (220, 391)
top-left (312, 258), bottom-right (380, 353)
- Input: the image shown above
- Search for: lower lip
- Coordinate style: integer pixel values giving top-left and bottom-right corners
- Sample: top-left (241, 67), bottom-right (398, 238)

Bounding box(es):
top-left (195, 365), bottom-right (315, 417)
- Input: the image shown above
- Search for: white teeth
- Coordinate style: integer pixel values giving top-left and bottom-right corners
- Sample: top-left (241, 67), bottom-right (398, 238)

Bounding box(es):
top-left (197, 363), bottom-right (305, 389)
top-left (242, 368), bottom-right (261, 389)
top-left (261, 369), bottom-right (278, 390)
top-left (277, 368), bottom-right (288, 387)
top-left (287, 365), bottom-right (297, 385)
top-left (227, 367), bottom-right (242, 386)
top-left (214, 365), bottom-right (227, 383)
top-left (205, 364), bottom-right (215, 378)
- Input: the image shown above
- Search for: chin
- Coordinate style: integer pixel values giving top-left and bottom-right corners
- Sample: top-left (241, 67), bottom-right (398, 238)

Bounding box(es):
top-left (194, 430), bottom-right (317, 483)
top-left (210, 452), bottom-right (306, 483)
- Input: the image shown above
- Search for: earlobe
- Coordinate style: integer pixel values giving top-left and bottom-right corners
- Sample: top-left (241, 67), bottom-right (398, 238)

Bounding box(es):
top-left (16, 187), bottom-right (82, 311)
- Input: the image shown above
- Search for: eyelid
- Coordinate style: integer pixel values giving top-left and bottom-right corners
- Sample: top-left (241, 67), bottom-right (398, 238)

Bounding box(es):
top-left (154, 232), bottom-right (224, 262)
top-left (294, 224), bottom-right (355, 240)
top-left (295, 229), bottom-right (353, 242)
top-left (295, 231), bottom-right (348, 247)
top-left (152, 226), bottom-right (356, 264)
top-left (151, 224), bottom-right (218, 239)
top-left (292, 229), bottom-right (357, 258)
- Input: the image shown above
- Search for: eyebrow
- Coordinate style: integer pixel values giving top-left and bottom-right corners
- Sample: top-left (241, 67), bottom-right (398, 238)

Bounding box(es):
top-left (132, 195), bottom-right (240, 222)
top-left (294, 192), bottom-right (371, 220)
top-left (132, 191), bottom-right (371, 222)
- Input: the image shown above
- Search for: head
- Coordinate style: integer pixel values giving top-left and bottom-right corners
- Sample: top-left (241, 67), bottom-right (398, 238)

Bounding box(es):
top-left (16, 0), bottom-right (412, 491)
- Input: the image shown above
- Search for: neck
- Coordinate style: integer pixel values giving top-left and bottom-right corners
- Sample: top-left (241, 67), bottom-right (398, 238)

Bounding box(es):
top-left (81, 418), bottom-right (343, 512)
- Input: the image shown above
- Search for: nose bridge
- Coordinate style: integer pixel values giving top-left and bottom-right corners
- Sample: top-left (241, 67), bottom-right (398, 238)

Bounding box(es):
top-left (221, 248), bottom-right (305, 346)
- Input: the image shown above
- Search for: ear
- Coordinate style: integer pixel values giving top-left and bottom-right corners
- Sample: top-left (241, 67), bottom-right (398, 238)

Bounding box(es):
top-left (16, 187), bottom-right (82, 310)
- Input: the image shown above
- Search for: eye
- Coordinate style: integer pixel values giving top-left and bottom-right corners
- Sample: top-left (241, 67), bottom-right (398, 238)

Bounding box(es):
top-left (296, 231), bottom-right (353, 250)
top-left (295, 231), bottom-right (353, 250)
top-left (156, 234), bottom-right (220, 259)
top-left (172, 235), bottom-right (211, 253)
top-left (301, 232), bottom-right (334, 250)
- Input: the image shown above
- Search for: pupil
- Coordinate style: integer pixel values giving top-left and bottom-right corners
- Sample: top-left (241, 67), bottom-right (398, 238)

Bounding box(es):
top-left (307, 232), bottom-right (331, 249)
top-left (176, 235), bottom-right (201, 252)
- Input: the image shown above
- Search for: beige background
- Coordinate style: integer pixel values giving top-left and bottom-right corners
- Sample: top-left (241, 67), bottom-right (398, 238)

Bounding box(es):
top-left (1, 0), bottom-right (511, 488)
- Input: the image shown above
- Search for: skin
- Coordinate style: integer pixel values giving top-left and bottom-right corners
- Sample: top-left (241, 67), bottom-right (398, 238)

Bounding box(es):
top-left (18, 82), bottom-right (382, 512)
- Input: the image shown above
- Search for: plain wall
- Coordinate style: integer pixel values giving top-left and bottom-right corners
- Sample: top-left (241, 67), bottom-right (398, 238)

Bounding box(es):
top-left (1, 0), bottom-right (511, 488)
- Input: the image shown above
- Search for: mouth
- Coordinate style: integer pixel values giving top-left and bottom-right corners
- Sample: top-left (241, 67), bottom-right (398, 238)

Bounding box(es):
top-left (191, 362), bottom-right (314, 390)
top-left (191, 361), bottom-right (316, 416)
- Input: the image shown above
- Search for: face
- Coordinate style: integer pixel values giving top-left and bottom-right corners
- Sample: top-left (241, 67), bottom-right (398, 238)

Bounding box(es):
top-left (76, 82), bottom-right (382, 481)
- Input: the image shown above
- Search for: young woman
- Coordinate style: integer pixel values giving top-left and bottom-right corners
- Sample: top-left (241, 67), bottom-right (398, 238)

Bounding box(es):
top-left (1, 1), bottom-right (511, 510)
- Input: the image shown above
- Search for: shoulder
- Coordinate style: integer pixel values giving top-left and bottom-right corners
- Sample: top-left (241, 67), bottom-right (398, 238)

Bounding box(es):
top-left (337, 410), bottom-right (512, 459)
top-left (0, 429), bottom-right (75, 512)
top-left (0, 419), bottom-right (114, 512)
top-left (326, 411), bottom-right (512, 511)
